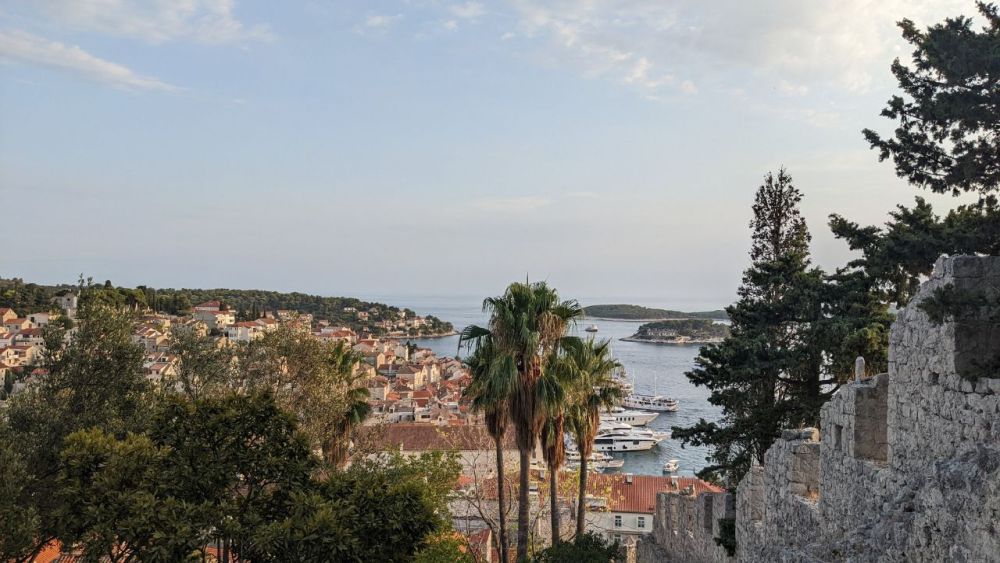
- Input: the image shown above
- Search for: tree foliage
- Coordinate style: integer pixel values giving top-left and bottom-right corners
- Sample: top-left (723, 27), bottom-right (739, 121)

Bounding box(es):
top-left (863, 2), bottom-right (1000, 197)
top-left (674, 170), bottom-right (832, 484)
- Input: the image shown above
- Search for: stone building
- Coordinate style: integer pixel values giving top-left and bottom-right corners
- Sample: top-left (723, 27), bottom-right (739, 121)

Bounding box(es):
top-left (639, 255), bottom-right (1000, 562)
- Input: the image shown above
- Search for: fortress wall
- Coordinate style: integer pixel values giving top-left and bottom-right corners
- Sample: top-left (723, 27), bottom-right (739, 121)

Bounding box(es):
top-left (639, 490), bottom-right (735, 563)
top-left (642, 256), bottom-right (1000, 562)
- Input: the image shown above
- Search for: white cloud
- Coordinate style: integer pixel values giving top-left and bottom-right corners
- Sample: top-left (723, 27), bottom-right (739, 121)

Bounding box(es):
top-left (0, 29), bottom-right (177, 91)
top-left (35, 0), bottom-right (273, 44)
top-left (508, 0), bottom-right (969, 98)
top-left (364, 14), bottom-right (403, 30)
top-left (451, 2), bottom-right (486, 20)
top-left (443, 19), bottom-right (459, 31)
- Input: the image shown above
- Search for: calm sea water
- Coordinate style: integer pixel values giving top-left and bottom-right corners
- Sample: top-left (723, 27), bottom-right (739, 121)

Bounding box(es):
top-left (363, 294), bottom-right (722, 478)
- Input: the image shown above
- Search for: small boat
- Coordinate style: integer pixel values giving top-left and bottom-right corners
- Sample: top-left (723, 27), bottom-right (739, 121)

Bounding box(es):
top-left (663, 459), bottom-right (680, 473)
top-left (585, 324), bottom-right (599, 333)
top-left (565, 450), bottom-right (626, 471)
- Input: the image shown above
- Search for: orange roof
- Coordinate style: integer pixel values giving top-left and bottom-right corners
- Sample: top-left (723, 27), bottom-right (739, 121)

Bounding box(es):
top-left (586, 474), bottom-right (723, 514)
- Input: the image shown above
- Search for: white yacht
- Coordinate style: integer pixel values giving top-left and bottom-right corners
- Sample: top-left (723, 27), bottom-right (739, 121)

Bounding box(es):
top-left (585, 324), bottom-right (599, 333)
top-left (602, 407), bottom-right (659, 426)
top-left (593, 428), bottom-right (660, 452)
top-left (623, 393), bottom-right (679, 412)
top-left (663, 459), bottom-right (680, 473)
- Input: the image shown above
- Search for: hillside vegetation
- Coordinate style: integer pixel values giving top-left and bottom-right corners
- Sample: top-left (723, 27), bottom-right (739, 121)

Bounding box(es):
top-left (583, 303), bottom-right (727, 320)
top-left (625, 319), bottom-right (730, 344)
top-left (0, 278), bottom-right (452, 336)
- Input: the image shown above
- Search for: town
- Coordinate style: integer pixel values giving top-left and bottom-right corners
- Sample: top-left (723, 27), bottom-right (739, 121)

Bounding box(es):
top-left (0, 289), bottom-right (719, 561)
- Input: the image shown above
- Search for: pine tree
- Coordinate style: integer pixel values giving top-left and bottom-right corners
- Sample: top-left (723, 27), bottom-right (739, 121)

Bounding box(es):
top-left (673, 169), bottom-right (824, 485)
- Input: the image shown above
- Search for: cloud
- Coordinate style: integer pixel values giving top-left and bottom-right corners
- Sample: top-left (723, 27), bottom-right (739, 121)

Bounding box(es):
top-left (451, 2), bottom-right (486, 20)
top-left (443, 20), bottom-right (459, 31)
top-left (470, 196), bottom-right (552, 212)
top-left (0, 29), bottom-right (177, 91)
top-left (508, 0), bottom-right (969, 98)
top-left (34, 0), bottom-right (273, 44)
top-left (363, 13), bottom-right (403, 31)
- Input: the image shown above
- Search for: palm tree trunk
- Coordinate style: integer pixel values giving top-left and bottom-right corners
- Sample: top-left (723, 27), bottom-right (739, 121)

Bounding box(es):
top-left (549, 464), bottom-right (560, 545)
top-left (495, 435), bottom-right (509, 563)
top-left (517, 448), bottom-right (531, 562)
top-left (576, 455), bottom-right (588, 538)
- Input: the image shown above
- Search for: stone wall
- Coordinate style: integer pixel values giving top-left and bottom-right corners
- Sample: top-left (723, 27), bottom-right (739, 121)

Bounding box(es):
top-left (736, 430), bottom-right (821, 562)
top-left (640, 256), bottom-right (1000, 562)
top-left (637, 488), bottom-right (735, 563)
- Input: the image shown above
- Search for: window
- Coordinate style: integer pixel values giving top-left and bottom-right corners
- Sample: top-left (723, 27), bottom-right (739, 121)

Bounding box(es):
top-left (614, 515), bottom-right (622, 528)
top-left (638, 517), bottom-right (646, 529)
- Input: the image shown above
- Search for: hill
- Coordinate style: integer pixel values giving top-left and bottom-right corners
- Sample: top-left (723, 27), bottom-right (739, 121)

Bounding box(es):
top-left (622, 319), bottom-right (729, 345)
top-left (583, 304), bottom-right (728, 321)
top-left (0, 278), bottom-right (453, 337)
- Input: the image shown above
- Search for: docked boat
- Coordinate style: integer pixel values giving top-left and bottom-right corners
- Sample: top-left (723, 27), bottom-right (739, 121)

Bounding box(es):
top-left (592, 424), bottom-right (666, 452)
top-left (585, 324), bottom-right (599, 333)
top-left (623, 393), bottom-right (679, 412)
top-left (602, 407), bottom-right (659, 426)
top-left (565, 450), bottom-right (625, 471)
top-left (663, 459), bottom-right (680, 473)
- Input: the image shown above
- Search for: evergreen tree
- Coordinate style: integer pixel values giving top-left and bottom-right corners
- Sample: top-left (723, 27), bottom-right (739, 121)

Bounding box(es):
top-left (863, 2), bottom-right (1000, 197)
top-left (673, 169), bottom-right (824, 484)
top-left (834, 3), bottom-right (1000, 306)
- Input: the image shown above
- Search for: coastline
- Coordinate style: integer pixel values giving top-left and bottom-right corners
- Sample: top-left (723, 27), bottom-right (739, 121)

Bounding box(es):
top-left (401, 331), bottom-right (459, 340)
top-left (619, 336), bottom-right (722, 346)
top-left (588, 316), bottom-right (727, 323)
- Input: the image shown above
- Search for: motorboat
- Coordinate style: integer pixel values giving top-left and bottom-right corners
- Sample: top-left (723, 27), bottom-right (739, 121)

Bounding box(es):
top-left (602, 407), bottom-right (659, 426)
top-left (585, 324), bottom-right (599, 333)
top-left (593, 425), bottom-right (666, 452)
top-left (663, 459), bottom-right (680, 473)
top-left (565, 450), bottom-right (625, 471)
top-left (623, 393), bottom-right (679, 412)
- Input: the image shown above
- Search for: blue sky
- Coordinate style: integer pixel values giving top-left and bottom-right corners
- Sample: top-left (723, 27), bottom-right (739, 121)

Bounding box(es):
top-left (0, 1), bottom-right (979, 308)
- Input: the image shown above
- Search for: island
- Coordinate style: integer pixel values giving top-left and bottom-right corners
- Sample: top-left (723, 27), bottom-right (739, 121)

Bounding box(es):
top-left (621, 319), bottom-right (730, 345)
top-left (583, 303), bottom-right (728, 321)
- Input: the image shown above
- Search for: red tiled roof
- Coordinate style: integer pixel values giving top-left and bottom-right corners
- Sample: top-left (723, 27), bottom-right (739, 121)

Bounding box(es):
top-left (586, 474), bottom-right (723, 514)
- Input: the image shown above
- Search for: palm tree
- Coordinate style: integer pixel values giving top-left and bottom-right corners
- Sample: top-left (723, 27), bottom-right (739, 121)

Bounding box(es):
top-left (462, 336), bottom-right (516, 563)
top-left (563, 338), bottom-right (623, 538)
top-left (538, 339), bottom-right (584, 546)
top-left (461, 282), bottom-right (582, 562)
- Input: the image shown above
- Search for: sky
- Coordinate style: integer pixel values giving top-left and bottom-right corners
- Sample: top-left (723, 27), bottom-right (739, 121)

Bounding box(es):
top-left (0, 0), bottom-right (982, 309)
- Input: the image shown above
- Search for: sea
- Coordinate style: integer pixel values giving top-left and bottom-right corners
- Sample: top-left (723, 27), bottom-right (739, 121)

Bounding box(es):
top-left (361, 294), bottom-right (723, 478)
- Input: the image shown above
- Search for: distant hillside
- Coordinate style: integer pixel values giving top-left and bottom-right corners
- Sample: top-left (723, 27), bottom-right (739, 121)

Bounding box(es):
top-left (0, 278), bottom-right (453, 337)
top-left (623, 319), bottom-right (730, 345)
top-left (584, 304), bottom-right (728, 321)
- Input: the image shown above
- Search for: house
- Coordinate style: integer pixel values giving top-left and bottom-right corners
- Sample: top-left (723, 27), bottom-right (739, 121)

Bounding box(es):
top-left (192, 309), bottom-right (235, 330)
top-left (367, 375), bottom-right (390, 400)
top-left (54, 293), bottom-right (78, 318)
top-left (27, 312), bottom-right (54, 326)
top-left (582, 474), bottom-right (723, 545)
top-left (225, 321), bottom-right (264, 342)
top-left (15, 328), bottom-right (45, 347)
top-left (192, 300), bottom-right (222, 313)
top-left (4, 318), bottom-right (31, 332)
top-left (0, 308), bottom-right (17, 323)
top-left (362, 423), bottom-right (517, 475)
top-left (396, 364), bottom-right (426, 387)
